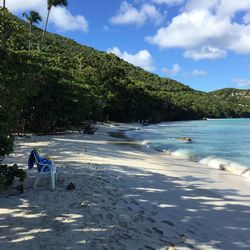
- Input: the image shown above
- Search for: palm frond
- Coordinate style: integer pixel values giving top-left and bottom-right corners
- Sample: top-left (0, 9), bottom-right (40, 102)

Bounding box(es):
top-left (53, 0), bottom-right (68, 7)
top-left (22, 12), bottom-right (30, 22)
top-left (30, 11), bottom-right (42, 24)
top-left (48, 0), bottom-right (68, 9)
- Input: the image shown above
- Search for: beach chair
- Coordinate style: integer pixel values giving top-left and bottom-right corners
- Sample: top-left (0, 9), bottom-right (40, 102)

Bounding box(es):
top-left (28, 148), bottom-right (57, 190)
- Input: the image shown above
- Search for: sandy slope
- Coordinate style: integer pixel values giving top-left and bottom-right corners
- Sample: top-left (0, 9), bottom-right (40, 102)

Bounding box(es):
top-left (0, 123), bottom-right (250, 250)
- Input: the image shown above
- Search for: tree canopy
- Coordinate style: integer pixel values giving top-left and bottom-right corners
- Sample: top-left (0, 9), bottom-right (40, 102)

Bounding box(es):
top-left (0, 8), bottom-right (250, 139)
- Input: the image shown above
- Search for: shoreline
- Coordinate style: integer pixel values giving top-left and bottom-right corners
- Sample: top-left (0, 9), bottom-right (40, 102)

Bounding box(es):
top-left (111, 123), bottom-right (250, 195)
top-left (1, 123), bottom-right (250, 250)
top-left (123, 122), bottom-right (250, 181)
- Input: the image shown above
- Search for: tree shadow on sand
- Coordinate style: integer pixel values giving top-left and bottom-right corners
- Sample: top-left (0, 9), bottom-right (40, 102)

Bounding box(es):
top-left (0, 133), bottom-right (250, 250)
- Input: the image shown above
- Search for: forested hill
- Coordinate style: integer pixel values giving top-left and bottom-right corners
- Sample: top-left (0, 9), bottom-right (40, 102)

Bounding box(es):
top-left (1, 9), bottom-right (250, 137)
top-left (210, 88), bottom-right (250, 99)
top-left (17, 14), bottom-right (193, 93)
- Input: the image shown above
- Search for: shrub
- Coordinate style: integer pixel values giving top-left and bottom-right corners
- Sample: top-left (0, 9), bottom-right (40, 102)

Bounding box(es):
top-left (0, 133), bottom-right (14, 157)
top-left (0, 164), bottom-right (26, 193)
top-left (83, 123), bottom-right (97, 135)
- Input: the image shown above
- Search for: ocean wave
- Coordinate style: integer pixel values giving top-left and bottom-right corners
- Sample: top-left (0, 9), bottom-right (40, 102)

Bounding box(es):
top-left (143, 142), bottom-right (250, 180)
top-left (167, 149), bottom-right (194, 160)
top-left (141, 140), bottom-right (151, 148)
top-left (125, 127), bottom-right (250, 180)
top-left (199, 157), bottom-right (250, 179)
top-left (141, 140), bottom-right (149, 145)
top-left (136, 138), bottom-right (194, 160)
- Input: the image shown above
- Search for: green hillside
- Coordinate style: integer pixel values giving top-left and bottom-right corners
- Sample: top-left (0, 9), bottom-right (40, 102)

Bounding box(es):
top-left (1, 8), bottom-right (250, 141)
top-left (210, 88), bottom-right (250, 99)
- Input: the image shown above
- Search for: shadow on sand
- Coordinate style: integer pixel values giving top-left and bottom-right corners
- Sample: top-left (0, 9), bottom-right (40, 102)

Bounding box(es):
top-left (0, 132), bottom-right (250, 250)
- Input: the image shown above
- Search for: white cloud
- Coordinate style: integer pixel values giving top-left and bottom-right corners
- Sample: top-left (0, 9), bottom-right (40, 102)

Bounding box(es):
top-left (146, 0), bottom-right (250, 59)
top-left (216, 0), bottom-right (250, 18)
top-left (110, 1), bottom-right (164, 26)
top-left (228, 24), bottom-right (250, 54)
top-left (192, 69), bottom-right (207, 76)
top-left (50, 7), bottom-right (88, 32)
top-left (232, 78), bottom-right (250, 87)
top-left (6, 0), bottom-right (43, 12)
top-left (107, 47), bottom-right (155, 72)
top-left (184, 0), bottom-right (250, 18)
top-left (6, 0), bottom-right (88, 33)
top-left (184, 46), bottom-right (227, 60)
top-left (161, 64), bottom-right (181, 75)
top-left (183, 0), bottom-right (219, 12)
top-left (153, 0), bottom-right (185, 6)
top-left (243, 12), bottom-right (250, 24)
top-left (146, 9), bottom-right (231, 49)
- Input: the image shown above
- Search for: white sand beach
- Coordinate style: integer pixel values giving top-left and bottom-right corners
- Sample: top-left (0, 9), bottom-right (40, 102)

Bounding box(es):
top-left (0, 123), bottom-right (250, 250)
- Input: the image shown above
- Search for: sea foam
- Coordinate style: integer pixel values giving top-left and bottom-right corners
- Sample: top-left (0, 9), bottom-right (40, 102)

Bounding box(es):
top-left (170, 149), bottom-right (193, 160)
top-left (199, 157), bottom-right (250, 180)
top-left (125, 120), bottom-right (250, 181)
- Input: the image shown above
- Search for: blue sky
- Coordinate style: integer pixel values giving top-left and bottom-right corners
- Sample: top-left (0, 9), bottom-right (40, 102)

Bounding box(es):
top-left (6, 0), bottom-right (250, 92)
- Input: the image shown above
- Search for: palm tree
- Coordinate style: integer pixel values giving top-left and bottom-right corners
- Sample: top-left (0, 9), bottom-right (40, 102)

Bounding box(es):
top-left (1, 0), bottom-right (7, 49)
top-left (0, 0), bottom-right (6, 8)
top-left (40, 0), bottom-right (68, 50)
top-left (23, 11), bottom-right (42, 50)
top-left (75, 53), bottom-right (84, 71)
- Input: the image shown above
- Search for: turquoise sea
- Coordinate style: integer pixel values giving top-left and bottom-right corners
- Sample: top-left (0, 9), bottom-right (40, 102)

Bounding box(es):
top-left (126, 119), bottom-right (250, 170)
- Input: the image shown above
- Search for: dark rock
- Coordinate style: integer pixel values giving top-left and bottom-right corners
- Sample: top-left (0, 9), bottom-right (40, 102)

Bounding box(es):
top-left (66, 182), bottom-right (75, 191)
top-left (176, 137), bottom-right (192, 142)
top-left (219, 164), bottom-right (226, 170)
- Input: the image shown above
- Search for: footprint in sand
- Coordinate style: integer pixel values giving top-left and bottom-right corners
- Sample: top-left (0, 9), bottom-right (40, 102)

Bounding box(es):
top-left (120, 233), bottom-right (131, 240)
top-left (119, 221), bottom-right (129, 228)
top-left (144, 245), bottom-right (156, 250)
top-left (159, 238), bottom-right (167, 243)
top-left (131, 199), bottom-right (139, 206)
top-left (121, 199), bottom-right (128, 204)
top-left (152, 227), bottom-right (163, 236)
top-left (106, 213), bottom-right (113, 220)
top-left (187, 229), bottom-right (196, 235)
top-left (108, 197), bottom-right (114, 201)
top-left (133, 214), bottom-right (144, 223)
top-left (147, 217), bottom-right (156, 223)
top-left (139, 209), bottom-right (145, 215)
top-left (165, 247), bottom-right (177, 250)
top-left (128, 227), bottom-right (137, 233)
top-left (151, 211), bottom-right (158, 216)
top-left (185, 243), bottom-right (194, 249)
top-left (162, 220), bottom-right (175, 226)
top-left (101, 206), bottom-right (109, 211)
top-left (93, 213), bottom-right (103, 222)
top-left (178, 233), bottom-right (187, 241)
top-left (144, 228), bottom-right (153, 235)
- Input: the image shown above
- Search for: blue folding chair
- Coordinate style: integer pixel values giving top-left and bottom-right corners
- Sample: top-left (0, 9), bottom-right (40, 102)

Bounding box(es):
top-left (28, 148), bottom-right (57, 190)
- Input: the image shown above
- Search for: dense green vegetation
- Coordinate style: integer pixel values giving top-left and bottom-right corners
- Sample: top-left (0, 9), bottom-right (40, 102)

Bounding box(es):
top-left (0, 164), bottom-right (26, 192)
top-left (1, 8), bottom-right (250, 136)
top-left (40, 0), bottom-right (68, 50)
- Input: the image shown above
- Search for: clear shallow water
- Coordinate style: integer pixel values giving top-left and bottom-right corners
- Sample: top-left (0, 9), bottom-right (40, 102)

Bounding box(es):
top-left (126, 119), bottom-right (250, 170)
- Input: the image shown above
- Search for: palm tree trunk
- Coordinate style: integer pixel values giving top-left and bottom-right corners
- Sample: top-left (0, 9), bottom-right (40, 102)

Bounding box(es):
top-left (29, 22), bottom-right (32, 51)
top-left (1, 0), bottom-right (6, 49)
top-left (40, 8), bottom-right (50, 51)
